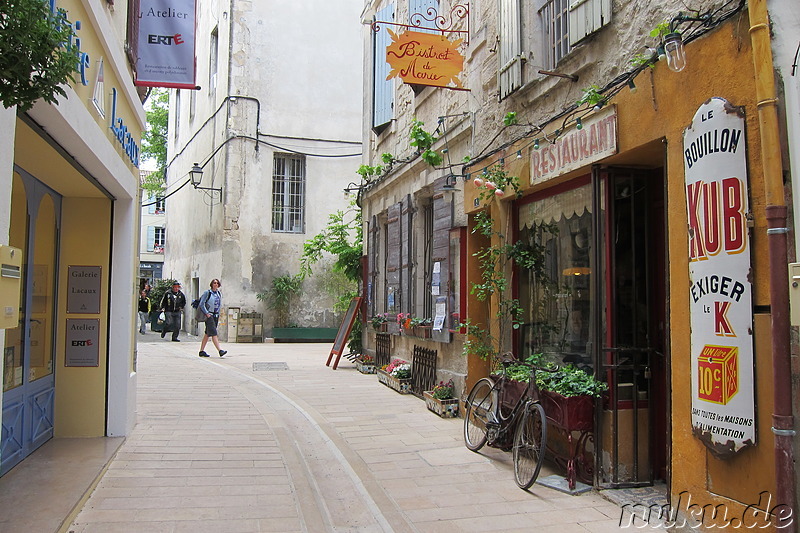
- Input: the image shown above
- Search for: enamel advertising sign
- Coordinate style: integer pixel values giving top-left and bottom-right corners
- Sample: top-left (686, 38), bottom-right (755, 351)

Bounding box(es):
top-left (135, 0), bottom-right (197, 89)
top-left (684, 97), bottom-right (755, 456)
top-left (386, 30), bottom-right (465, 89)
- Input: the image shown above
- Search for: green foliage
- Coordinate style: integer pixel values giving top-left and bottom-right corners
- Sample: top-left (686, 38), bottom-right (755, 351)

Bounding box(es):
top-left (257, 274), bottom-right (302, 327)
top-left (577, 84), bottom-right (604, 107)
top-left (536, 364), bottom-right (608, 398)
top-left (300, 198), bottom-right (362, 283)
top-left (370, 313), bottom-right (389, 329)
top-left (141, 89), bottom-right (169, 195)
top-left (380, 152), bottom-right (395, 164)
top-left (461, 319), bottom-right (497, 360)
top-left (650, 21), bottom-right (671, 38)
top-left (149, 278), bottom-right (178, 308)
top-left (409, 119), bottom-right (443, 167)
top-left (0, 0), bottom-right (81, 112)
top-left (357, 164), bottom-right (384, 180)
top-left (503, 112), bottom-right (518, 126)
top-left (630, 52), bottom-right (656, 68)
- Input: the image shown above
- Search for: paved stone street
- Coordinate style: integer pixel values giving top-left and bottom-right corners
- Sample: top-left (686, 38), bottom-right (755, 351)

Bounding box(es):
top-left (66, 338), bottom-right (658, 532)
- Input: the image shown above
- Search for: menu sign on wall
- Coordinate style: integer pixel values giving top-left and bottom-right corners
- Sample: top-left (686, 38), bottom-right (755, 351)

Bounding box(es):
top-left (684, 97), bottom-right (755, 456)
top-left (67, 266), bottom-right (101, 314)
top-left (65, 319), bottom-right (100, 367)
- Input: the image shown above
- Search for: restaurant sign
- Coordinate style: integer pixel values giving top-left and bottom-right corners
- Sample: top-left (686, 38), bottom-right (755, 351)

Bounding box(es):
top-left (530, 106), bottom-right (617, 185)
top-left (684, 97), bottom-right (755, 456)
top-left (386, 30), bottom-right (465, 89)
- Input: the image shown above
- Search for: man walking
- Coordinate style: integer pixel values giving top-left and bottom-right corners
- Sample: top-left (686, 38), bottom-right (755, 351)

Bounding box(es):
top-left (159, 281), bottom-right (186, 342)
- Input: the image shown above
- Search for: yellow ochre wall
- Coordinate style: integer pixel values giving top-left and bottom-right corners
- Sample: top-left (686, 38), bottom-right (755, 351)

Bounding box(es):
top-left (465, 10), bottom-right (776, 525)
top-left (55, 198), bottom-right (112, 437)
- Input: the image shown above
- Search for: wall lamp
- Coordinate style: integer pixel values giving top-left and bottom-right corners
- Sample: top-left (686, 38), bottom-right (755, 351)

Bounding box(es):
top-left (664, 11), bottom-right (712, 73)
top-left (189, 163), bottom-right (222, 194)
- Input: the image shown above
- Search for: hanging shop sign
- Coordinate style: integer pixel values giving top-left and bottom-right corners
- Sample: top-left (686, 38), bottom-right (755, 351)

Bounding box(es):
top-left (135, 0), bottom-right (197, 89)
top-left (530, 106), bottom-right (617, 185)
top-left (684, 97), bottom-right (754, 456)
top-left (386, 30), bottom-right (465, 89)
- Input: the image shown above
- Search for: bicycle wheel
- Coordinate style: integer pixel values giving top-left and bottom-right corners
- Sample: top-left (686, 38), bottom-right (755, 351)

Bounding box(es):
top-left (512, 401), bottom-right (547, 489)
top-left (464, 377), bottom-right (497, 452)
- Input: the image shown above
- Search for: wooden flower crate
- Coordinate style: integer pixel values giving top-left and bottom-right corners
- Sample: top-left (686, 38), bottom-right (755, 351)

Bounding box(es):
top-left (423, 391), bottom-right (459, 418)
top-left (377, 369), bottom-right (412, 394)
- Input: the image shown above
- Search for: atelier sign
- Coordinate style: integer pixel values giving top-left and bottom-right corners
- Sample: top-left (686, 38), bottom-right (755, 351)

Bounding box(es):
top-left (67, 266), bottom-right (101, 314)
top-left (65, 319), bottom-right (100, 367)
top-left (683, 97), bottom-right (755, 456)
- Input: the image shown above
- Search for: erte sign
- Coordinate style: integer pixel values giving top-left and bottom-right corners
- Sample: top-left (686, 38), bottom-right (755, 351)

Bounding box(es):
top-left (386, 30), bottom-right (465, 89)
top-left (684, 97), bottom-right (755, 456)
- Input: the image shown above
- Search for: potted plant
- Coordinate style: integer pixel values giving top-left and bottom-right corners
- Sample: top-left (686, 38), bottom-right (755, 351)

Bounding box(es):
top-left (409, 316), bottom-right (433, 338)
top-left (377, 359), bottom-right (412, 393)
top-left (370, 313), bottom-right (389, 331)
top-left (424, 379), bottom-right (459, 418)
top-left (355, 353), bottom-right (376, 374)
top-left (536, 363), bottom-right (607, 431)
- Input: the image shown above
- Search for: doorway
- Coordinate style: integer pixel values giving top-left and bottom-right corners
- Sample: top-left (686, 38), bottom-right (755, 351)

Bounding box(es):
top-left (1, 169), bottom-right (61, 475)
top-left (593, 166), bottom-right (668, 487)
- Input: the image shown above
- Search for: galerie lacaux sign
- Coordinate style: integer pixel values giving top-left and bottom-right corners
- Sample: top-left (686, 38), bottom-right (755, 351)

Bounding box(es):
top-left (684, 97), bottom-right (755, 455)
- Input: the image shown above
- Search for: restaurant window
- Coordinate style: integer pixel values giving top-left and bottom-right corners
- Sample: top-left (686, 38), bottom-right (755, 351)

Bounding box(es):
top-left (517, 181), bottom-right (594, 371)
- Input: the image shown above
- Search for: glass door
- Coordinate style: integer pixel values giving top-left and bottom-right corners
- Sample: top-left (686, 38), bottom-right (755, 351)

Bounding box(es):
top-left (1, 169), bottom-right (60, 476)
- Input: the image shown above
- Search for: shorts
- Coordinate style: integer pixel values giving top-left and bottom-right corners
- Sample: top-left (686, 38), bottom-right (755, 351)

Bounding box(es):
top-left (204, 314), bottom-right (219, 336)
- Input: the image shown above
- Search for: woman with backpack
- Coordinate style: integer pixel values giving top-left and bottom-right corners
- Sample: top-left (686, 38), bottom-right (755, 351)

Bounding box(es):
top-left (197, 278), bottom-right (227, 358)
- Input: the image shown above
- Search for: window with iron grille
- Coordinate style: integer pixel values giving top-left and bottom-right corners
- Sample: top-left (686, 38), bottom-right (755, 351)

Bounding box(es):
top-left (540, 0), bottom-right (571, 68)
top-left (272, 154), bottom-right (305, 233)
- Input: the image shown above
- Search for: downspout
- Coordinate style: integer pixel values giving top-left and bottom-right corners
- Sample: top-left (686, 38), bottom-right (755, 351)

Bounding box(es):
top-left (748, 1), bottom-right (796, 529)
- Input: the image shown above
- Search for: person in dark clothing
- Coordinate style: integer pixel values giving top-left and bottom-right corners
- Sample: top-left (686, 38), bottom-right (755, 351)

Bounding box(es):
top-left (138, 290), bottom-right (151, 334)
top-left (159, 281), bottom-right (186, 341)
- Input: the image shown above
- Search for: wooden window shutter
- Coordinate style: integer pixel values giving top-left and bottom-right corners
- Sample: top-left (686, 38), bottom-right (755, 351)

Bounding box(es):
top-left (431, 180), bottom-right (452, 339)
top-left (569, 0), bottom-right (612, 46)
top-left (499, 0), bottom-right (523, 100)
top-left (126, 0), bottom-right (140, 67)
top-left (372, 4), bottom-right (395, 129)
top-left (368, 215), bottom-right (381, 315)
top-left (409, 0), bottom-right (438, 34)
top-left (399, 194), bottom-right (414, 314)
top-left (146, 226), bottom-right (155, 252)
top-left (386, 203), bottom-right (402, 312)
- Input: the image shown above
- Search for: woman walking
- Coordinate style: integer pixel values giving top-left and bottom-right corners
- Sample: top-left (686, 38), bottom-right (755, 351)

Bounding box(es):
top-left (198, 278), bottom-right (227, 357)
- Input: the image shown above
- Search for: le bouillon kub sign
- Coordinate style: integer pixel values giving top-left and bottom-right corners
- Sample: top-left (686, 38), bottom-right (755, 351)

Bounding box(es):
top-left (684, 97), bottom-right (754, 457)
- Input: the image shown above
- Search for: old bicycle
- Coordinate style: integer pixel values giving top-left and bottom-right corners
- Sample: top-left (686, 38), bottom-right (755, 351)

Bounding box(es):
top-left (463, 353), bottom-right (550, 489)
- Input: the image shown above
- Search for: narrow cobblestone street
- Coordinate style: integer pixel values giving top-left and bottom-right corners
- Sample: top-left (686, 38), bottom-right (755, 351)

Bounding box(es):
top-left (66, 339), bottom-right (658, 532)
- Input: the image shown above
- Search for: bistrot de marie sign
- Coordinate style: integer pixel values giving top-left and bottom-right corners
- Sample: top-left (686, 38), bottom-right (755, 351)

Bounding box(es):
top-left (385, 30), bottom-right (465, 90)
top-left (684, 97), bottom-right (755, 456)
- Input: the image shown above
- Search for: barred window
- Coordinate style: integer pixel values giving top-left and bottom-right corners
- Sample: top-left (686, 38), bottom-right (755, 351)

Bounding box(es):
top-left (272, 154), bottom-right (305, 233)
top-left (540, 0), bottom-right (571, 68)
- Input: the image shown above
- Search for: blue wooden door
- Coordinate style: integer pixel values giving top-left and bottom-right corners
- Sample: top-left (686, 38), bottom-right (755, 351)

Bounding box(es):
top-left (1, 169), bottom-right (59, 476)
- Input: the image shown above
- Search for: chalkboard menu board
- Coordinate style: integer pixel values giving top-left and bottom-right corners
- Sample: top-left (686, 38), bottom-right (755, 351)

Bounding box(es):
top-left (326, 297), bottom-right (362, 370)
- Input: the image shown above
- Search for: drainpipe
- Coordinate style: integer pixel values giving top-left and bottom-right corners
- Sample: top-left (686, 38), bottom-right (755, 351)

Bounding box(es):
top-left (748, 1), bottom-right (796, 529)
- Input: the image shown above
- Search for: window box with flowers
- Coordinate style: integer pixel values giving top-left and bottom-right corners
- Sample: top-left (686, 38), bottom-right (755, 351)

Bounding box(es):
top-left (370, 313), bottom-right (390, 332)
top-left (355, 354), bottom-right (376, 374)
top-left (403, 316), bottom-right (433, 338)
top-left (423, 379), bottom-right (459, 418)
top-left (377, 359), bottom-right (412, 394)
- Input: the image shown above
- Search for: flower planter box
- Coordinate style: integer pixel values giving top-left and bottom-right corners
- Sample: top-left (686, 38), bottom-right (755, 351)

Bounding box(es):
top-left (540, 390), bottom-right (594, 431)
top-left (355, 360), bottom-right (376, 374)
top-left (377, 369), bottom-right (412, 394)
top-left (423, 391), bottom-right (459, 418)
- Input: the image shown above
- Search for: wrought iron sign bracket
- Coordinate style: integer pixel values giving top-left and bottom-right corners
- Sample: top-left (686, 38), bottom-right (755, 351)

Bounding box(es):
top-left (372, 3), bottom-right (470, 45)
